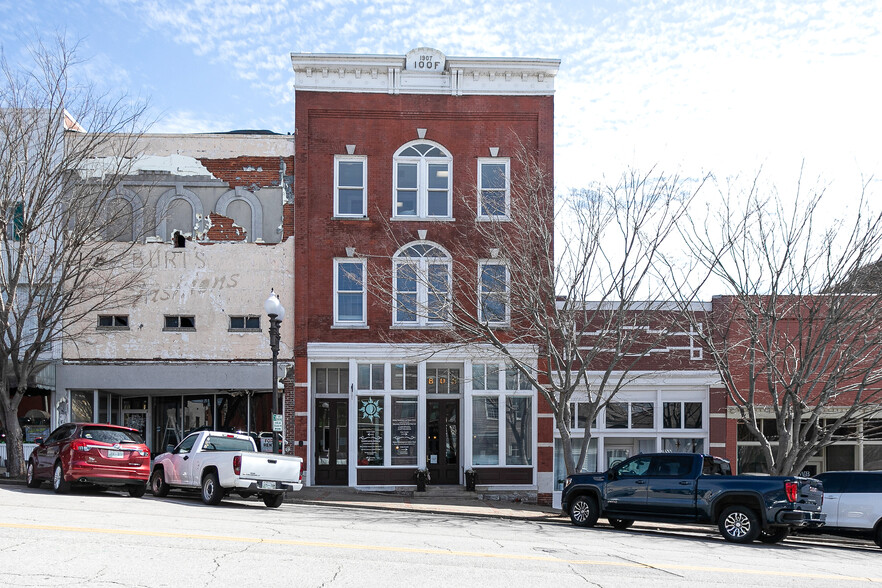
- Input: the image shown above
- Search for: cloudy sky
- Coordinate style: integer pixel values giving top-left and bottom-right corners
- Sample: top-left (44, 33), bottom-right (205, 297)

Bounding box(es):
top-left (1, 0), bottom-right (879, 194)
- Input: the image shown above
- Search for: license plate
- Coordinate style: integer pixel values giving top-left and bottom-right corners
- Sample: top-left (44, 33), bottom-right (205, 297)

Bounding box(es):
top-left (259, 481), bottom-right (276, 490)
top-left (107, 450), bottom-right (124, 458)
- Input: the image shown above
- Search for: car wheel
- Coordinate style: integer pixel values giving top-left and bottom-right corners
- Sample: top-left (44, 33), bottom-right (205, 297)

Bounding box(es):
top-left (52, 462), bottom-right (70, 494)
top-left (201, 472), bottom-right (223, 505)
top-left (608, 518), bottom-right (634, 530)
top-left (718, 505), bottom-right (761, 543)
top-left (26, 461), bottom-right (41, 489)
top-left (758, 527), bottom-right (789, 544)
top-left (569, 495), bottom-right (599, 527)
top-left (127, 484), bottom-right (146, 498)
top-left (151, 469), bottom-right (170, 498)
top-left (262, 493), bottom-right (284, 508)
top-left (875, 525), bottom-right (882, 548)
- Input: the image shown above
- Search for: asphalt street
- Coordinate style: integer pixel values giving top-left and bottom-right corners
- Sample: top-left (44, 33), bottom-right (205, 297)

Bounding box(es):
top-left (1, 485), bottom-right (881, 587)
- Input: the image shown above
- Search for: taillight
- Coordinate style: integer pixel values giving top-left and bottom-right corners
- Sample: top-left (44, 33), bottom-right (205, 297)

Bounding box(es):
top-left (70, 440), bottom-right (91, 453)
top-left (785, 481), bottom-right (798, 502)
top-left (233, 455), bottom-right (241, 475)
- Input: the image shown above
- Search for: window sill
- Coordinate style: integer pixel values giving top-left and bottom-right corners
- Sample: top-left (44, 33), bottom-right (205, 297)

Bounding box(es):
top-left (163, 328), bottom-right (197, 332)
top-left (96, 326), bottom-right (130, 331)
top-left (390, 217), bottom-right (456, 222)
top-left (332, 215), bottom-right (370, 221)
top-left (228, 328), bottom-right (262, 333)
top-left (389, 324), bottom-right (453, 330)
top-left (331, 324), bottom-right (369, 329)
top-left (476, 216), bottom-right (511, 222)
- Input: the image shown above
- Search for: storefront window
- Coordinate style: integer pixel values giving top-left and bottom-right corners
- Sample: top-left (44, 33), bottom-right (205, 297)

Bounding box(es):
top-left (864, 445), bottom-right (882, 469)
top-left (357, 396), bottom-right (384, 466)
top-left (826, 444), bottom-right (856, 470)
top-left (183, 396), bottom-right (213, 436)
top-left (662, 438), bottom-right (704, 452)
top-left (553, 437), bottom-right (597, 490)
top-left (663, 402), bottom-right (703, 429)
top-left (357, 364), bottom-right (384, 391)
top-left (606, 403), bottom-right (628, 429)
top-left (71, 390), bottom-right (94, 423)
top-left (391, 397), bottom-right (417, 465)
top-left (391, 364), bottom-right (418, 391)
top-left (737, 445), bottom-right (770, 474)
top-left (505, 364), bottom-right (532, 390)
top-left (505, 397), bottom-right (532, 465)
top-left (472, 397), bottom-right (499, 465)
top-left (631, 403), bottom-right (654, 429)
top-left (472, 363), bottom-right (500, 391)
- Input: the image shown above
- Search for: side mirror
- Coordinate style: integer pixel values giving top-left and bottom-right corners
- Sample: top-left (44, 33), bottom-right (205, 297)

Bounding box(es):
top-left (34, 437), bottom-right (44, 445)
top-left (607, 470), bottom-right (617, 481)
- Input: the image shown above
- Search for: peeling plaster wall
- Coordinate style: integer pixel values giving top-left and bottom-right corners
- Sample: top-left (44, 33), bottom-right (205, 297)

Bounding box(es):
top-left (64, 238), bottom-right (294, 362)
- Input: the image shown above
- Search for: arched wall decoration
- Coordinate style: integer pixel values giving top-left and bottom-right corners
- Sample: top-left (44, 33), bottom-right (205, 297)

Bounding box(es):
top-left (215, 186), bottom-right (263, 242)
top-left (156, 186), bottom-right (204, 241)
top-left (106, 186), bottom-right (145, 241)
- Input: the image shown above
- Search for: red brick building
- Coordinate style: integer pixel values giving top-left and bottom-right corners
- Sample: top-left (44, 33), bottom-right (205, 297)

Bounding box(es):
top-left (288, 48), bottom-right (559, 493)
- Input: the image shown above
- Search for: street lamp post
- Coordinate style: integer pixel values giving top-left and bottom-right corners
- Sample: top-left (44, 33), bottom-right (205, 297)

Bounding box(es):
top-left (264, 291), bottom-right (285, 454)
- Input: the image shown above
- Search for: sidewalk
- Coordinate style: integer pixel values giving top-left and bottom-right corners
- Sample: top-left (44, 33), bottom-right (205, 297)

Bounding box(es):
top-left (0, 464), bottom-right (560, 521)
top-left (287, 485), bottom-right (562, 521)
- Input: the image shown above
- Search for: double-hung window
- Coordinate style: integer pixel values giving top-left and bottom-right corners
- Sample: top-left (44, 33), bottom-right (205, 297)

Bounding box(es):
top-left (393, 142), bottom-right (452, 219)
top-left (334, 258), bottom-right (366, 326)
top-left (334, 155), bottom-right (366, 217)
top-left (393, 242), bottom-right (450, 326)
top-left (477, 158), bottom-right (509, 218)
top-left (479, 261), bottom-right (509, 325)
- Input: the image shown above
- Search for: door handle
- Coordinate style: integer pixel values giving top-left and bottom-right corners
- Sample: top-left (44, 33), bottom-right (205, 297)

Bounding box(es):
top-left (636, 479), bottom-right (646, 484)
top-left (679, 481), bottom-right (691, 486)
top-left (183, 456), bottom-right (189, 461)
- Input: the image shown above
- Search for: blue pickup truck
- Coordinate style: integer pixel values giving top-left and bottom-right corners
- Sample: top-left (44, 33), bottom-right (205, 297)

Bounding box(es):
top-left (561, 452), bottom-right (825, 543)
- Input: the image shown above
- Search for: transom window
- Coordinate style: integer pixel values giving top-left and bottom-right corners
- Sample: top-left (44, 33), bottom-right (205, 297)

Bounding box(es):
top-left (393, 141), bottom-right (452, 219)
top-left (393, 242), bottom-right (450, 325)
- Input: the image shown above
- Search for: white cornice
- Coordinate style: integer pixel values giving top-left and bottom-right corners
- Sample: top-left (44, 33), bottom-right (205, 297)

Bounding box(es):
top-left (291, 48), bottom-right (560, 96)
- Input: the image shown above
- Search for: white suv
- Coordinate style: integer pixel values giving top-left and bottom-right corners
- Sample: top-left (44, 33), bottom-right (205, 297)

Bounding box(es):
top-left (814, 471), bottom-right (882, 547)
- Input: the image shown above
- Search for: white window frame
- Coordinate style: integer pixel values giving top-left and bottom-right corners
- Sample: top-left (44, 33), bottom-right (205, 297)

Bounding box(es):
top-left (334, 258), bottom-right (367, 326)
top-left (334, 155), bottom-right (367, 217)
top-left (392, 140), bottom-right (452, 219)
top-left (477, 157), bottom-right (510, 219)
top-left (393, 242), bottom-right (451, 326)
top-left (478, 260), bottom-right (510, 326)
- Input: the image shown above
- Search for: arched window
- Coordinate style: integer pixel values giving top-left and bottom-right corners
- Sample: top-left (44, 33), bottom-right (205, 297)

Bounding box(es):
top-left (393, 242), bottom-right (451, 325)
top-left (393, 141), bottom-right (452, 219)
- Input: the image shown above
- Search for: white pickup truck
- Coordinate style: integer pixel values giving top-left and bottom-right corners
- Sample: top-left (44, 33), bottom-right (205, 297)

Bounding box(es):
top-left (150, 430), bottom-right (303, 508)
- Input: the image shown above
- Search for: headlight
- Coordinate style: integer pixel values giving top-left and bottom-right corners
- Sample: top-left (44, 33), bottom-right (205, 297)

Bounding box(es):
top-left (564, 477), bottom-right (573, 489)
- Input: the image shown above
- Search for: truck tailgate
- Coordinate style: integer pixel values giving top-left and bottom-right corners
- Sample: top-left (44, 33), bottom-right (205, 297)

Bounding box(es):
top-left (239, 452), bottom-right (301, 483)
top-left (798, 477), bottom-right (824, 511)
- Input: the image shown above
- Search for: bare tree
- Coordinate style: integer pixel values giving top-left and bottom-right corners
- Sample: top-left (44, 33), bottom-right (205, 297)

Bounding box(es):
top-left (673, 170), bottom-right (882, 475)
top-left (362, 144), bottom-right (707, 476)
top-left (0, 36), bottom-right (151, 477)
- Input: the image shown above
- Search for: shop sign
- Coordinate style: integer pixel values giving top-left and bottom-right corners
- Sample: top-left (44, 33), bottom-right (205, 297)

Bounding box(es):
top-left (406, 48), bottom-right (445, 72)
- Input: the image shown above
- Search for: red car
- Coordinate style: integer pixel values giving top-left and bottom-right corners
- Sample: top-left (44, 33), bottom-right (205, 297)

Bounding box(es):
top-left (26, 423), bottom-right (151, 496)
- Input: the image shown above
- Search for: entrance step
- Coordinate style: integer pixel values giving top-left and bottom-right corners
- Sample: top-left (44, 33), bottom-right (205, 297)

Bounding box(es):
top-left (418, 485), bottom-right (478, 498)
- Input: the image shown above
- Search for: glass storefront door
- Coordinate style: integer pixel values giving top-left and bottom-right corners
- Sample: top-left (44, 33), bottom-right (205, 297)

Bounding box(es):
top-left (427, 399), bottom-right (459, 484)
top-left (152, 396), bottom-right (182, 454)
top-left (315, 399), bottom-right (348, 485)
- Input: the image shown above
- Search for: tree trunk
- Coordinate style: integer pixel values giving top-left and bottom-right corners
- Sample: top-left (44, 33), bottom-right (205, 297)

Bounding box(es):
top-left (0, 400), bottom-right (26, 478)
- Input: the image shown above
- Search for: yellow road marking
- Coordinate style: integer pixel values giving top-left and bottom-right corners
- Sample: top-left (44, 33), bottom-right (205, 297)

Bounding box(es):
top-left (1, 522), bottom-right (880, 582)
